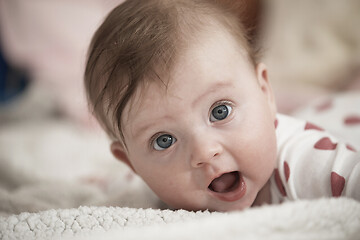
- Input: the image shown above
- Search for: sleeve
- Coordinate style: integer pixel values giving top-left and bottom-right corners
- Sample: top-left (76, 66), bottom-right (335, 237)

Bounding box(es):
top-left (273, 115), bottom-right (360, 202)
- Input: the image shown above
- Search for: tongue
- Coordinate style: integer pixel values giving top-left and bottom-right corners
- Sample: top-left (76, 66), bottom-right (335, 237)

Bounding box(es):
top-left (210, 172), bottom-right (237, 193)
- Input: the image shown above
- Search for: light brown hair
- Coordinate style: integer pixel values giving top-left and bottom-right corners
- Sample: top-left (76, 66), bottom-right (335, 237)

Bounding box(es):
top-left (84, 0), bottom-right (262, 143)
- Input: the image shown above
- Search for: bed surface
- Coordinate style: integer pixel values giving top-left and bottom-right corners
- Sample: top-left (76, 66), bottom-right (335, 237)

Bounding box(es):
top-left (1, 198), bottom-right (359, 240)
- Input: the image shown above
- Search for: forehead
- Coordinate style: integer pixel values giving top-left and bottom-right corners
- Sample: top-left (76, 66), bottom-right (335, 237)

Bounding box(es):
top-left (122, 28), bottom-right (253, 131)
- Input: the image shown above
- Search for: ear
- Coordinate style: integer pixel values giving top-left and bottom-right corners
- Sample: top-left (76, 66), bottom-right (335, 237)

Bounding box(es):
top-left (110, 141), bottom-right (136, 173)
top-left (256, 63), bottom-right (277, 118)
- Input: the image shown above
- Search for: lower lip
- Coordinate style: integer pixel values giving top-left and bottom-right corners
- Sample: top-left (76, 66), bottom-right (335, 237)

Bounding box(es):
top-left (208, 174), bottom-right (247, 202)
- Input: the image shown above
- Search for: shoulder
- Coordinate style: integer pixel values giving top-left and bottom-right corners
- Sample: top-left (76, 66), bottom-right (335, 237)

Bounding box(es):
top-left (275, 113), bottom-right (356, 155)
top-left (272, 113), bottom-right (359, 201)
top-left (275, 113), bottom-right (329, 150)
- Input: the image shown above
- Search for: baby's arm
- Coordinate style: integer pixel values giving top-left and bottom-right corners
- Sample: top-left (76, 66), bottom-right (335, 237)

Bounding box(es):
top-left (274, 114), bottom-right (360, 201)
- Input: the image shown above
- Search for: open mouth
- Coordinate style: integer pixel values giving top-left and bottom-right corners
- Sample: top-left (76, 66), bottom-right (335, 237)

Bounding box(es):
top-left (208, 171), bottom-right (246, 202)
top-left (208, 171), bottom-right (240, 193)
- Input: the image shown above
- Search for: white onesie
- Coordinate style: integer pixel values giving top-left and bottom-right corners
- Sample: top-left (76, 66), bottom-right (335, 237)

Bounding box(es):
top-left (270, 92), bottom-right (360, 204)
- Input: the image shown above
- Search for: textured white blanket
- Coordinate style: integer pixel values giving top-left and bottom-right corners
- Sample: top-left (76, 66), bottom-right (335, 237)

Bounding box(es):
top-left (1, 198), bottom-right (359, 240)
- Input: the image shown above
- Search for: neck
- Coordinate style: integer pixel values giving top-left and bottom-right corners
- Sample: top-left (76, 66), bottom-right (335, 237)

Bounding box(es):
top-left (252, 180), bottom-right (271, 207)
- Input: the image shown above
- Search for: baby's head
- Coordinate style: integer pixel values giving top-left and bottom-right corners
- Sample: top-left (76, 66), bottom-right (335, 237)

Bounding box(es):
top-left (85, 0), bottom-right (277, 212)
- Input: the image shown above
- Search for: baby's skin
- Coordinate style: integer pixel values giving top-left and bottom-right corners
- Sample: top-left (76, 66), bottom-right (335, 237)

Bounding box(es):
top-left (111, 27), bottom-right (278, 212)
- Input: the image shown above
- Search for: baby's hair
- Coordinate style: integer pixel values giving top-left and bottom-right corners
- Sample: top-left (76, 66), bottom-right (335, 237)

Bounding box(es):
top-left (84, 0), bottom-right (262, 143)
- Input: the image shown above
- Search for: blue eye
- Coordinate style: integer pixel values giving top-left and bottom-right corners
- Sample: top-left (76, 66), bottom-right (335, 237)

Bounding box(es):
top-left (153, 134), bottom-right (177, 151)
top-left (210, 104), bottom-right (232, 122)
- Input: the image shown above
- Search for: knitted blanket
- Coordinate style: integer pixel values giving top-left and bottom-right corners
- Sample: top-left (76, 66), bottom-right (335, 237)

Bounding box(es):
top-left (1, 198), bottom-right (359, 240)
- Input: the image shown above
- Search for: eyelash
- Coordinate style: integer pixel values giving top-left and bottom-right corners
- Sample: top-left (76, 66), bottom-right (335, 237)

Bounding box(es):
top-left (148, 100), bottom-right (235, 151)
top-left (209, 100), bottom-right (234, 118)
top-left (149, 132), bottom-right (169, 150)
top-left (149, 133), bottom-right (159, 150)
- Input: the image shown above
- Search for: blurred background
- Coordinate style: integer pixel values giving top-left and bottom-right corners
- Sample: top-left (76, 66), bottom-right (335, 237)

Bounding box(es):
top-left (0, 0), bottom-right (359, 216)
top-left (261, 0), bottom-right (360, 113)
top-left (0, 0), bottom-right (161, 216)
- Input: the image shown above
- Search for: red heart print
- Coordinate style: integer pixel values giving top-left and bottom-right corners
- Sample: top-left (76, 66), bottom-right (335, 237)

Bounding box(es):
top-left (314, 137), bottom-right (337, 150)
top-left (344, 115), bottom-right (360, 126)
top-left (284, 161), bottom-right (290, 182)
top-left (304, 122), bottom-right (324, 131)
top-left (346, 144), bottom-right (357, 152)
top-left (331, 172), bottom-right (345, 197)
top-left (315, 99), bottom-right (332, 112)
top-left (274, 169), bottom-right (287, 197)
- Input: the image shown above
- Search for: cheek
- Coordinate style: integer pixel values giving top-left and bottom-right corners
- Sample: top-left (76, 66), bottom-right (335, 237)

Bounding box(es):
top-left (251, 123), bottom-right (277, 174)
top-left (131, 156), bottom-right (183, 193)
top-left (141, 171), bottom-right (197, 209)
top-left (132, 155), bottom-right (201, 208)
top-left (137, 165), bottom-right (177, 202)
top-left (231, 113), bottom-right (277, 173)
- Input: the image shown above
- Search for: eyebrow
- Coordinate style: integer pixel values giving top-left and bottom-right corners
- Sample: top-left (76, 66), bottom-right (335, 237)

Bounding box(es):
top-left (192, 81), bottom-right (234, 108)
top-left (133, 81), bottom-right (234, 139)
top-left (133, 115), bottom-right (175, 139)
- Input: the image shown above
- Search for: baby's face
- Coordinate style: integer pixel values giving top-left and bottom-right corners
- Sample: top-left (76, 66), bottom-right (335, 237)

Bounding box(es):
top-left (117, 30), bottom-right (277, 211)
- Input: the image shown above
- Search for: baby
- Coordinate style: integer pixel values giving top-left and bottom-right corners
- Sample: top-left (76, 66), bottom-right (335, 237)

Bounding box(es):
top-left (84, 0), bottom-right (360, 211)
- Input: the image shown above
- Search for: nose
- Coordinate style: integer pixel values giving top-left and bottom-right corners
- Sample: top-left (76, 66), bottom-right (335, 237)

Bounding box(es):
top-left (189, 133), bottom-right (223, 168)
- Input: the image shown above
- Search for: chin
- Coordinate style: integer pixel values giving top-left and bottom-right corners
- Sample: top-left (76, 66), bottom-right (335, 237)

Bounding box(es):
top-left (210, 197), bottom-right (257, 212)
